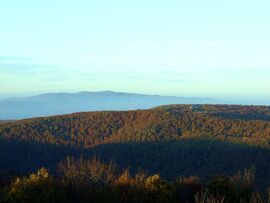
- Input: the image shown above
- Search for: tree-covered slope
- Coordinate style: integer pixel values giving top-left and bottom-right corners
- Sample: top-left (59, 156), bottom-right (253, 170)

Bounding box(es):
top-left (0, 105), bottom-right (269, 147)
top-left (0, 104), bottom-right (270, 188)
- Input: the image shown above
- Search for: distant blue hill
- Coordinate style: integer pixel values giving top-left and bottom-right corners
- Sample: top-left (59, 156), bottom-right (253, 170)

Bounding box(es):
top-left (0, 91), bottom-right (220, 119)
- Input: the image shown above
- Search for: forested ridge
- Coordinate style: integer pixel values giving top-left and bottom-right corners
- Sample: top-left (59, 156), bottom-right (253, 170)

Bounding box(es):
top-left (0, 104), bottom-right (270, 202)
top-left (0, 104), bottom-right (269, 147)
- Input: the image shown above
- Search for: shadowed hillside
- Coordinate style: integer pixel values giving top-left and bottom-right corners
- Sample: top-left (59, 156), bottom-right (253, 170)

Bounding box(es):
top-left (0, 137), bottom-right (270, 189)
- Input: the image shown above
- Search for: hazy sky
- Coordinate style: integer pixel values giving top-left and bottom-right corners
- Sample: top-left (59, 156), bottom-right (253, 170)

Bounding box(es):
top-left (0, 0), bottom-right (269, 103)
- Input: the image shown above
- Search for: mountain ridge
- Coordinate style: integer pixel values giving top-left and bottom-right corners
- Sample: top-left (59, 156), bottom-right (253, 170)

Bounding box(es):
top-left (0, 91), bottom-right (220, 119)
top-left (1, 104), bottom-right (269, 147)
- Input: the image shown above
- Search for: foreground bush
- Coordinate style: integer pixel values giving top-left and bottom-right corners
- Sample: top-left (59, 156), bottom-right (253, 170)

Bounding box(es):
top-left (4, 168), bottom-right (67, 203)
top-left (1, 157), bottom-right (269, 203)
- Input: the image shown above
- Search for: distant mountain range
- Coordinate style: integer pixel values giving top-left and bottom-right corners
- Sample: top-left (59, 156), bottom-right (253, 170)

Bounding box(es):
top-left (0, 91), bottom-right (220, 119)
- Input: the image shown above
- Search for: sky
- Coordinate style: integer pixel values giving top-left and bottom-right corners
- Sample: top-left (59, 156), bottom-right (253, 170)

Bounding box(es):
top-left (0, 0), bottom-right (270, 104)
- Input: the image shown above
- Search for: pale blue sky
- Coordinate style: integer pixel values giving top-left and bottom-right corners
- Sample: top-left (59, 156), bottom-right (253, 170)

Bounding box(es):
top-left (0, 0), bottom-right (269, 104)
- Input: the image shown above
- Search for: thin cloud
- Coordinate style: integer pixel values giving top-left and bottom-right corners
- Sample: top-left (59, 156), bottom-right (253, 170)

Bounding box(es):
top-left (0, 63), bottom-right (64, 75)
top-left (175, 41), bottom-right (269, 49)
top-left (0, 33), bottom-right (24, 39)
top-left (0, 55), bottom-right (33, 62)
top-left (176, 41), bottom-right (227, 48)
top-left (126, 43), bottom-right (161, 49)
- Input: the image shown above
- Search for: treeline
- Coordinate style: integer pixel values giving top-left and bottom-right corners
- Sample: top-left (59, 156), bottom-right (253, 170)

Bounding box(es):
top-left (157, 104), bottom-right (270, 121)
top-left (0, 157), bottom-right (269, 203)
top-left (0, 105), bottom-right (269, 148)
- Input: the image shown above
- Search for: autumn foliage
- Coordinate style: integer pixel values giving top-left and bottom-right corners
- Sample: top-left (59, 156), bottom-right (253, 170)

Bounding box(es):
top-left (0, 157), bottom-right (269, 203)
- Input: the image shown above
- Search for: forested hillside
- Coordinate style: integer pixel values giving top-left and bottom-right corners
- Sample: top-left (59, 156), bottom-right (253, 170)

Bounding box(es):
top-left (1, 105), bottom-right (269, 147)
top-left (0, 104), bottom-right (270, 199)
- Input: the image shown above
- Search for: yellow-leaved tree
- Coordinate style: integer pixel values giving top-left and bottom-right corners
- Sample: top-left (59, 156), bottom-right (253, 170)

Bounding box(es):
top-left (7, 168), bottom-right (67, 203)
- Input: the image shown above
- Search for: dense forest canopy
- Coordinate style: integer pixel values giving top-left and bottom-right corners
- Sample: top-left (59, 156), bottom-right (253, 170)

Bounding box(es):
top-left (0, 104), bottom-right (269, 202)
top-left (1, 104), bottom-right (269, 147)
